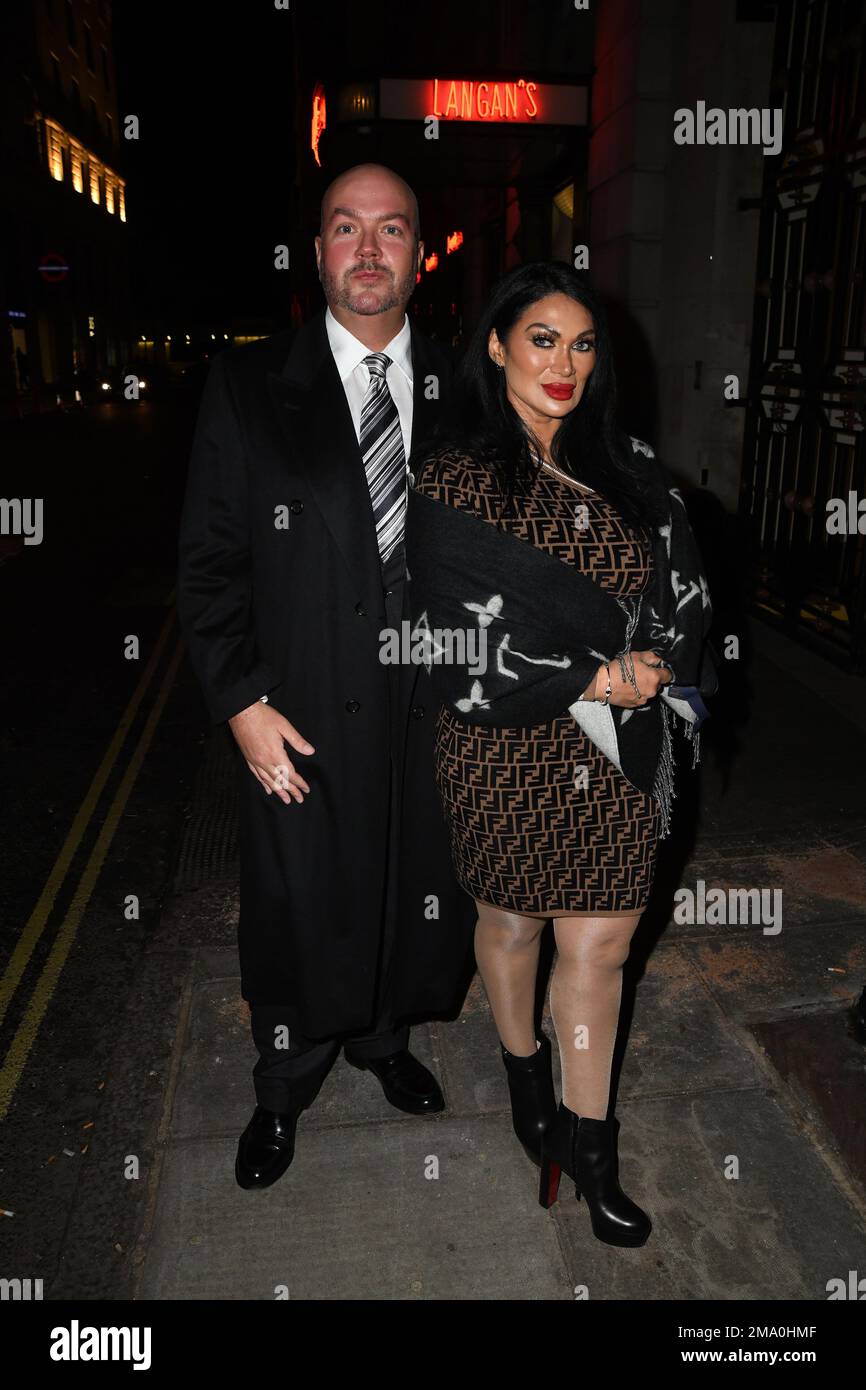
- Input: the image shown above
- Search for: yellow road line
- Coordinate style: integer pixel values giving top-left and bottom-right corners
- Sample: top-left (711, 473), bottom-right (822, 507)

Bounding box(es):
top-left (0, 636), bottom-right (185, 1119)
top-left (0, 608), bottom-right (176, 1031)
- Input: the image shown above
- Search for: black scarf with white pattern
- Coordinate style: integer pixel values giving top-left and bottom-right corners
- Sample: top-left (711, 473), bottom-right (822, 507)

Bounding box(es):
top-left (404, 440), bottom-right (718, 838)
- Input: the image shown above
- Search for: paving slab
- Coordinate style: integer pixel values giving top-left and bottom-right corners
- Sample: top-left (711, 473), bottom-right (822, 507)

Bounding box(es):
top-left (694, 687), bottom-right (864, 844)
top-left (682, 923), bottom-right (866, 1020)
top-left (171, 972), bottom-right (442, 1139)
top-left (753, 1008), bottom-right (866, 1190)
top-left (551, 1090), bottom-right (866, 1300)
top-left (658, 847), bottom-right (866, 936)
top-left (136, 1111), bottom-right (572, 1300)
top-left (618, 945), bottom-right (765, 1100)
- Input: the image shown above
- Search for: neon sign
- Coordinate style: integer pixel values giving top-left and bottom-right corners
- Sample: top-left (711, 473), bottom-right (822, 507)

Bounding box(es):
top-left (446, 229), bottom-right (464, 254)
top-left (424, 253), bottom-right (439, 273)
top-left (432, 77), bottom-right (539, 122)
top-left (379, 79), bottom-right (585, 127)
top-left (311, 83), bottom-right (326, 166)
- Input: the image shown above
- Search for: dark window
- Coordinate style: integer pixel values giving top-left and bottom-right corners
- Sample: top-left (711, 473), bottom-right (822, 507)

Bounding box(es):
top-left (44, 0), bottom-right (55, 20)
top-left (84, 23), bottom-right (94, 70)
top-left (66, 0), bottom-right (76, 47)
top-left (106, 111), bottom-right (113, 143)
top-left (70, 75), bottom-right (81, 107)
top-left (51, 55), bottom-right (62, 91)
top-left (90, 97), bottom-right (99, 132)
top-left (101, 45), bottom-right (109, 88)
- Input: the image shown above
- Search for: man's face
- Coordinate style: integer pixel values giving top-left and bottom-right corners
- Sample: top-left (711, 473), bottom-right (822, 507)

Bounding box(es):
top-left (315, 172), bottom-right (422, 317)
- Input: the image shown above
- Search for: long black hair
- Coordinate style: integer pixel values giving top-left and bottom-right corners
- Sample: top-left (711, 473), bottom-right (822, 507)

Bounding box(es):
top-left (413, 261), bottom-right (667, 531)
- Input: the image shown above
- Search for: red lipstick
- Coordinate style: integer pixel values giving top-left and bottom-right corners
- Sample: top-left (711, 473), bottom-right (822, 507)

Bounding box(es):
top-left (542, 383), bottom-right (575, 399)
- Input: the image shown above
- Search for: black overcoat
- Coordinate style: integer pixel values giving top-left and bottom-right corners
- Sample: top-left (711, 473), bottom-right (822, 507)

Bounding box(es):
top-left (176, 306), bottom-right (477, 1037)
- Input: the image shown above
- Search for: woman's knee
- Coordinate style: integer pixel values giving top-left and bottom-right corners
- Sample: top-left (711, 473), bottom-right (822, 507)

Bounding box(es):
top-left (474, 901), bottom-right (546, 952)
top-left (552, 913), bottom-right (642, 971)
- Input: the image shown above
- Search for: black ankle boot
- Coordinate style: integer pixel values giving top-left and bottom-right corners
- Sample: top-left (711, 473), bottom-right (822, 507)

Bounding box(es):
top-left (500, 1032), bottom-right (557, 1166)
top-left (538, 1101), bottom-right (651, 1247)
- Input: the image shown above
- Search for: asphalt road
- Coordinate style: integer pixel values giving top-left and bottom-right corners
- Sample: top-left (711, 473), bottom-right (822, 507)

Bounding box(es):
top-left (0, 393), bottom-right (207, 1290)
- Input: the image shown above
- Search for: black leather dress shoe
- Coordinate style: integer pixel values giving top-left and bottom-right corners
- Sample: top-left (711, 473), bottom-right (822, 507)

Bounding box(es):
top-left (345, 1049), bottom-right (445, 1114)
top-left (235, 1103), bottom-right (304, 1189)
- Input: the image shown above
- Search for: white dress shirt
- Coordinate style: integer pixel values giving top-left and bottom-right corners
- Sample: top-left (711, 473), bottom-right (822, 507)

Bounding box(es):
top-left (259, 306), bottom-right (414, 707)
top-left (324, 304), bottom-right (414, 463)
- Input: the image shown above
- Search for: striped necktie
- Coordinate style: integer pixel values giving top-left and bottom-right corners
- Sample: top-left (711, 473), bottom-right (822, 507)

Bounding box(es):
top-left (359, 352), bottom-right (406, 567)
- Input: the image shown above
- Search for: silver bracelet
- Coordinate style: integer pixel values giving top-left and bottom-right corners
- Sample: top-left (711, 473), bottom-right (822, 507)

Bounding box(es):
top-left (599, 661), bottom-right (612, 706)
top-left (617, 651), bottom-right (641, 700)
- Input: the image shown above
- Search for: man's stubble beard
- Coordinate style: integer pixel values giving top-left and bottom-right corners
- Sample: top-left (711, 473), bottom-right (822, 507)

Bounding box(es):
top-left (319, 259), bottom-right (418, 317)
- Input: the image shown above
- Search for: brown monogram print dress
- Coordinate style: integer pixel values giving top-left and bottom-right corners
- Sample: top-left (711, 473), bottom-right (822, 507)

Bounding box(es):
top-left (413, 449), bottom-right (662, 918)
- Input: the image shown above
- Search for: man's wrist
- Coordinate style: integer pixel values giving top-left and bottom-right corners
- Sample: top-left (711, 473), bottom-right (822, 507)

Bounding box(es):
top-left (229, 696), bottom-right (268, 727)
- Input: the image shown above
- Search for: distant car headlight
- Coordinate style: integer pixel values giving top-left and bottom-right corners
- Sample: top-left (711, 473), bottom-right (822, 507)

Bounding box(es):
top-left (139, 380), bottom-right (147, 389)
top-left (101, 381), bottom-right (111, 390)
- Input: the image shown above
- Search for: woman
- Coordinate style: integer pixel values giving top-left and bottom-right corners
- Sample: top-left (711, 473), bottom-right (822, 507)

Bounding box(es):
top-left (404, 263), bottom-right (717, 1248)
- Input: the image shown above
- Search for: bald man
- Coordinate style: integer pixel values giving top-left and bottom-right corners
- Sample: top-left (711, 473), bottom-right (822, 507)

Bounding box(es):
top-left (178, 164), bottom-right (477, 1188)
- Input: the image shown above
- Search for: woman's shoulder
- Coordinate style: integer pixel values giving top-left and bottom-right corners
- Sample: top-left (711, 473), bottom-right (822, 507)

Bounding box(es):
top-left (411, 443), bottom-right (498, 507)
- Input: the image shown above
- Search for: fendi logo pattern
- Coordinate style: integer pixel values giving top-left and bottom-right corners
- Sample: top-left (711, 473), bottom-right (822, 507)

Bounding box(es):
top-left (414, 449), bottom-right (661, 915)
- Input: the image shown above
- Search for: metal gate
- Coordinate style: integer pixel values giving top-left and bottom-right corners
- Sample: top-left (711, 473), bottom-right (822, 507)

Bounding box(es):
top-left (740, 0), bottom-right (866, 668)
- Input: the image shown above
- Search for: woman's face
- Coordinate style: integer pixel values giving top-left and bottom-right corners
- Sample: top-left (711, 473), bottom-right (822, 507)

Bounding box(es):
top-left (488, 292), bottom-right (597, 435)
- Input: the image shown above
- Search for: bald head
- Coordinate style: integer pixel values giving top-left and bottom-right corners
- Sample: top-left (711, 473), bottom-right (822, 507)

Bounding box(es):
top-left (319, 164), bottom-right (420, 241)
top-left (314, 162), bottom-right (423, 323)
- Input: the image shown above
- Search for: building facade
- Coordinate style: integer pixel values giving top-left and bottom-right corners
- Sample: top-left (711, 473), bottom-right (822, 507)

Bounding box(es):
top-left (1, 0), bottom-right (130, 415)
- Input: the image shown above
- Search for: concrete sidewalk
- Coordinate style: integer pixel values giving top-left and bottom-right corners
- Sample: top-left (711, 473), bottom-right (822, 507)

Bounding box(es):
top-left (108, 620), bottom-right (866, 1299)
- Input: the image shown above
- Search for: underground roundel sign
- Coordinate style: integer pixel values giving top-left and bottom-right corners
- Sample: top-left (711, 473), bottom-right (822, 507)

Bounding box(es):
top-left (38, 252), bottom-right (70, 283)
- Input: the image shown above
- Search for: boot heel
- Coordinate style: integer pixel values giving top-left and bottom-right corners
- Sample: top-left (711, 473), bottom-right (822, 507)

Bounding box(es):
top-left (538, 1155), bottom-right (561, 1208)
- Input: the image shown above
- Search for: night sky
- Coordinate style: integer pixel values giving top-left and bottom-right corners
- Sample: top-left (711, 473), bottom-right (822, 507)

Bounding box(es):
top-left (112, 4), bottom-right (296, 325)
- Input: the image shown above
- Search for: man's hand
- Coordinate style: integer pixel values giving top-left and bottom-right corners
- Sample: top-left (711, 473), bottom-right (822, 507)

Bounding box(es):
top-left (228, 701), bottom-right (315, 804)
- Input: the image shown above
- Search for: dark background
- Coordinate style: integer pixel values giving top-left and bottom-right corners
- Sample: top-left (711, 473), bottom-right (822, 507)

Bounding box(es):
top-left (112, 4), bottom-right (296, 326)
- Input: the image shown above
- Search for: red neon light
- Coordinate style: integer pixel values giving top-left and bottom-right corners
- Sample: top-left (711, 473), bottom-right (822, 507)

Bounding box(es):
top-left (446, 229), bottom-right (464, 254)
top-left (311, 83), bottom-right (326, 166)
top-left (432, 77), bottom-right (539, 122)
top-left (424, 252), bottom-right (439, 273)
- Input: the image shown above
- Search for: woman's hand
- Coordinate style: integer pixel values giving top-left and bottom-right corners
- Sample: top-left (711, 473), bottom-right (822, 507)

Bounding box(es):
top-left (585, 650), bottom-right (674, 707)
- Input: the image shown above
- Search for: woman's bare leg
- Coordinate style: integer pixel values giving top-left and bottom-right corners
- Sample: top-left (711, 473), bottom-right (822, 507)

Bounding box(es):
top-left (473, 899), bottom-right (548, 1056)
top-left (548, 913), bottom-right (643, 1119)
